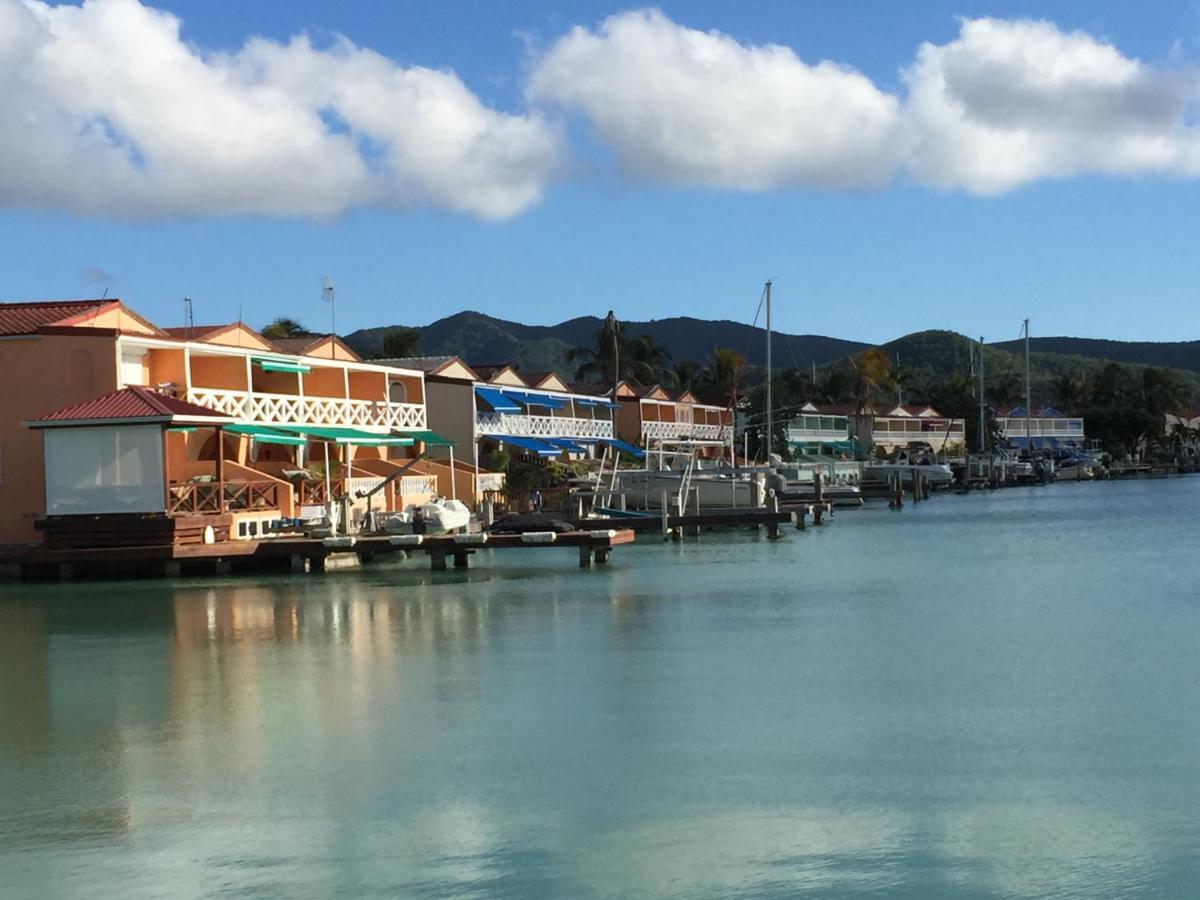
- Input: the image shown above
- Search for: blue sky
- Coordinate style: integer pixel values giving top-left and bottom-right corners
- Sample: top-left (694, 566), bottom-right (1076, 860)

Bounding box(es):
top-left (2, 0), bottom-right (1199, 344)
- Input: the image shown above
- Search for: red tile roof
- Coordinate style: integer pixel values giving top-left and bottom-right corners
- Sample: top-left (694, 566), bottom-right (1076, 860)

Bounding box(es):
top-left (161, 324), bottom-right (230, 340)
top-left (0, 299), bottom-right (118, 336)
top-left (30, 386), bottom-right (231, 426)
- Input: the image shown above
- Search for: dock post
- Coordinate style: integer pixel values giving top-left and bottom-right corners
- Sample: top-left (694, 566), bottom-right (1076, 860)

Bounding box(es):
top-left (290, 553), bottom-right (306, 574)
top-left (661, 491), bottom-right (669, 542)
top-left (814, 471), bottom-right (823, 506)
top-left (595, 547), bottom-right (610, 565)
top-left (692, 486), bottom-right (701, 536)
top-left (910, 468), bottom-right (919, 502)
top-left (579, 545), bottom-right (594, 568)
top-left (309, 554), bottom-right (326, 573)
top-left (162, 561), bottom-right (182, 578)
top-left (795, 506), bottom-right (806, 530)
top-left (214, 559), bottom-right (231, 576)
top-left (429, 550), bottom-right (447, 571)
top-left (453, 551), bottom-right (470, 569)
top-left (56, 563), bottom-right (74, 582)
top-left (813, 501), bottom-right (823, 525)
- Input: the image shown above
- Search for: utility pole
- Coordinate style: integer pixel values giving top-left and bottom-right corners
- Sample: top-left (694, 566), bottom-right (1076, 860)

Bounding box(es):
top-left (765, 280), bottom-right (773, 460)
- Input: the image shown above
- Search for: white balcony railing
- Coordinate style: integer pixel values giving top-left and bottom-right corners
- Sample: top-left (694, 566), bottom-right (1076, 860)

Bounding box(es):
top-left (642, 421), bottom-right (732, 442)
top-left (787, 427), bottom-right (851, 443)
top-left (996, 418), bottom-right (1085, 438)
top-left (187, 388), bottom-right (426, 430)
top-left (475, 412), bottom-right (614, 440)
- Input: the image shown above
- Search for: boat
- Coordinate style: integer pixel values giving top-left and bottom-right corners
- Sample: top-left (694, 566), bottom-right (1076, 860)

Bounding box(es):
top-left (864, 447), bottom-right (954, 485)
top-left (382, 497), bottom-right (471, 534)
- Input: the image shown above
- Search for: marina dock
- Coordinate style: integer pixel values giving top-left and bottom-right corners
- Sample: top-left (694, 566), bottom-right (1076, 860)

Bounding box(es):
top-left (0, 528), bottom-right (636, 581)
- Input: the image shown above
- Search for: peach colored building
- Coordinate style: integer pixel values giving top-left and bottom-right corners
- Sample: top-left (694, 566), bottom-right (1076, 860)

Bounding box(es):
top-left (0, 299), bottom-right (456, 545)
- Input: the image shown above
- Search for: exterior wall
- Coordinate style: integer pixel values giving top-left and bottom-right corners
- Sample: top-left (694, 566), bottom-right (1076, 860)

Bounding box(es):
top-left (201, 324), bottom-right (274, 351)
top-left (300, 337), bottom-right (358, 361)
top-left (615, 399), bottom-right (643, 446)
top-left (189, 354), bottom-right (248, 391)
top-left (424, 380), bottom-right (475, 451)
top-left (0, 332), bottom-right (120, 543)
top-left (81, 306), bottom-right (159, 335)
top-left (302, 366), bottom-right (345, 398)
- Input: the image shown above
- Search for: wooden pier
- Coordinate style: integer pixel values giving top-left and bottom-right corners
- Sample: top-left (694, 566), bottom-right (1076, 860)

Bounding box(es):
top-left (0, 529), bottom-right (636, 581)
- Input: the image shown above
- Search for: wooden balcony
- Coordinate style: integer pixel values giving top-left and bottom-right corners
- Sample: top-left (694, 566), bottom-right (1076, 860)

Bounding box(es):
top-left (186, 388), bottom-right (426, 430)
top-left (167, 480), bottom-right (282, 516)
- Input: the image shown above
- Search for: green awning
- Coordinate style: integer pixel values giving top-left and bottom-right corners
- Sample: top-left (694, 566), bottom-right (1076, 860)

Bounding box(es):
top-left (398, 429), bottom-right (455, 447)
top-left (270, 425), bottom-right (413, 446)
top-left (226, 423), bottom-right (307, 446)
top-left (252, 357), bottom-right (311, 374)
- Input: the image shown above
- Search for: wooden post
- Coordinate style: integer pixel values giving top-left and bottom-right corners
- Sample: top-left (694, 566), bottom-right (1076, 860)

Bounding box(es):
top-left (453, 551), bottom-right (469, 569)
top-left (661, 490), bottom-right (669, 541)
top-left (429, 550), bottom-right (447, 571)
top-left (216, 425), bottom-right (226, 514)
top-left (161, 426), bottom-right (171, 511)
top-left (579, 545), bottom-right (593, 568)
top-left (814, 471), bottom-right (823, 505)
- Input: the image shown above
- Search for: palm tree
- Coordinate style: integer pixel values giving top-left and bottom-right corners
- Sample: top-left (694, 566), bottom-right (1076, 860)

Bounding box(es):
top-left (1048, 374), bottom-right (1086, 411)
top-left (849, 348), bottom-right (895, 416)
top-left (624, 334), bottom-right (673, 386)
top-left (1089, 362), bottom-right (1131, 407)
top-left (1139, 367), bottom-right (1190, 417)
top-left (987, 371), bottom-right (1023, 408)
top-left (673, 360), bottom-right (703, 392)
top-left (569, 312), bottom-right (622, 384)
top-left (261, 317), bottom-right (309, 339)
top-left (695, 348), bottom-right (744, 406)
top-left (814, 367), bottom-right (854, 404)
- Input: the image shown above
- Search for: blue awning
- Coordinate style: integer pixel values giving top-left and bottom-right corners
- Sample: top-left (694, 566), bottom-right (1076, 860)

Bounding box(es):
top-left (601, 438), bottom-right (645, 459)
top-left (475, 386), bottom-right (521, 413)
top-left (1006, 436), bottom-right (1058, 450)
top-left (500, 435), bottom-right (561, 457)
top-left (575, 397), bottom-right (620, 410)
top-left (506, 390), bottom-right (568, 410)
top-left (545, 437), bottom-right (588, 453)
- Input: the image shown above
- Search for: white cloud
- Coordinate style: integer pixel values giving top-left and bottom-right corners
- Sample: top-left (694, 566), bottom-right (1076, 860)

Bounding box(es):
top-left (526, 8), bottom-right (904, 190)
top-left (0, 0), bottom-right (562, 219)
top-left (903, 17), bottom-right (1200, 193)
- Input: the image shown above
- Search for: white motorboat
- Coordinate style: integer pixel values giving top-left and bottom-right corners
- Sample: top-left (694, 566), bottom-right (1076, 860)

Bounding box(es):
top-left (383, 497), bottom-right (471, 534)
top-left (864, 449), bottom-right (954, 485)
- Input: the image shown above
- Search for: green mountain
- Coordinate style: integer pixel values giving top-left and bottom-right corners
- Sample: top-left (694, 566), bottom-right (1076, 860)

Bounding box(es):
top-left (345, 311), bottom-right (867, 374)
top-left (344, 314), bottom-right (1199, 404)
top-left (993, 336), bottom-right (1200, 373)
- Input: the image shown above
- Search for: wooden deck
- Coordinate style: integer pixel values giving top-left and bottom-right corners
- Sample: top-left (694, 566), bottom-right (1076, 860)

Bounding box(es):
top-left (0, 529), bottom-right (636, 581)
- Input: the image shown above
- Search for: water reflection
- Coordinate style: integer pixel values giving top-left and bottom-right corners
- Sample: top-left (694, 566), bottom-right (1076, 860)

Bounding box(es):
top-left (2, 479), bottom-right (1199, 897)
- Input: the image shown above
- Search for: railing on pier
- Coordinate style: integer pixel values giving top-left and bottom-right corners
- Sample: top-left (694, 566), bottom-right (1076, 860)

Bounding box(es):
top-left (167, 480), bottom-right (281, 515)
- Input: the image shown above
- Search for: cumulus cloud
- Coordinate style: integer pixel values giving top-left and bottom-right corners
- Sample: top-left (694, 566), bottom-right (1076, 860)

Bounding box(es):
top-left (903, 17), bottom-right (1200, 193)
top-left (529, 9), bottom-right (1200, 195)
top-left (527, 8), bottom-right (903, 190)
top-left (0, 0), bottom-right (562, 219)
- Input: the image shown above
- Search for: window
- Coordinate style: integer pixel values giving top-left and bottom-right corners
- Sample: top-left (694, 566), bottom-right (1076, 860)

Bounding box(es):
top-left (389, 381), bottom-right (408, 403)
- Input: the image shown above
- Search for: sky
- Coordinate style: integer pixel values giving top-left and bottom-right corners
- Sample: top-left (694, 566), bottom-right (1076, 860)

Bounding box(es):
top-left (2, 0), bottom-right (1200, 344)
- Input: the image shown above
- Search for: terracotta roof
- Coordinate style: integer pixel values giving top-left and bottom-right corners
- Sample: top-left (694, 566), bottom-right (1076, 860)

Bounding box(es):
top-left (161, 324), bottom-right (230, 340)
top-left (374, 355), bottom-right (456, 373)
top-left (0, 299), bottom-right (118, 336)
top-left (30, 386), bottom-right (231, 426)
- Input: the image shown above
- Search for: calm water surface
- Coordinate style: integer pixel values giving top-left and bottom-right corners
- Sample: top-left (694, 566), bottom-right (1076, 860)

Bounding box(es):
top-left (2, 478), bottom-right (1199, 898)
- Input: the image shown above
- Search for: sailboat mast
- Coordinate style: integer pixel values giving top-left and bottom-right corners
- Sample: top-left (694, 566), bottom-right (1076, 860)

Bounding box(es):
top-left (978, 336), bottom-right (986, 452)
top-left (765, 280), bottom-right (773, 460)
top-left (1024, 318), bottom-right (1032, 449)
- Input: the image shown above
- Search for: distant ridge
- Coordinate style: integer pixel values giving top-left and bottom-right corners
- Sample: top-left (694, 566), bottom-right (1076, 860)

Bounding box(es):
top-left (992, 336), bottom-right (1200, 373)
top-left (345, 311), bottom-right (869, 374)
top-left (343, 314), bottom-right (1200, 394)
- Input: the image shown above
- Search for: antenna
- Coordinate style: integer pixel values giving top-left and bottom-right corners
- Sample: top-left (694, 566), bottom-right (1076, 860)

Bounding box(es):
top-left (322, 277), bottom-right (336, 358)
top-left (184, 297), bottom-right (194, 339)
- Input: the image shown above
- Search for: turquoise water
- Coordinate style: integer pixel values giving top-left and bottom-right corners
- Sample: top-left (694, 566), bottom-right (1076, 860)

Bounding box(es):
top-left (2, 478), bottom-right (1199, 898)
